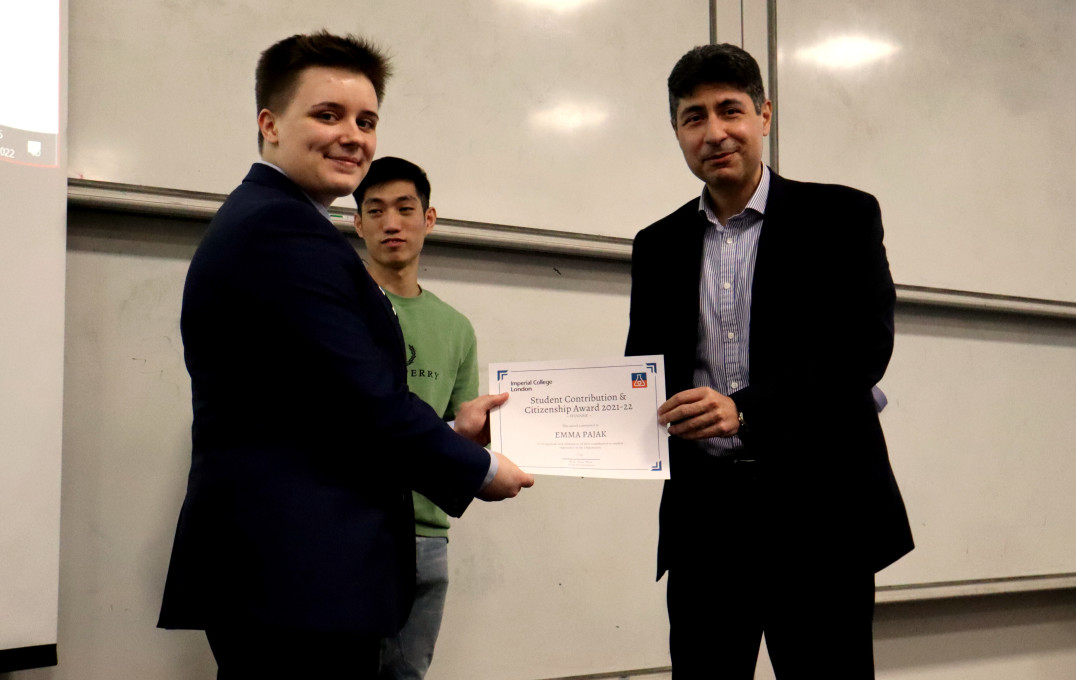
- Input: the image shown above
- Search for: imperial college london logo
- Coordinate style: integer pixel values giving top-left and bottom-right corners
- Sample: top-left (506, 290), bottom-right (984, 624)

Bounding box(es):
top-left (631, 372), bottom-right (647, 388)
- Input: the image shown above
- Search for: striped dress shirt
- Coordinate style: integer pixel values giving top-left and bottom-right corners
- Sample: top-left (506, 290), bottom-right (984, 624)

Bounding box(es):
top-left (693, 165), bottom-right (770, 456)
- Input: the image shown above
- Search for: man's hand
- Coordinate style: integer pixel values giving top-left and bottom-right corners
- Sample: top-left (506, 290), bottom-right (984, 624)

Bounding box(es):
top-left (454, 393), bottom-right (533, 499)
top-left (658, 387), bottom-right (739, 439)
top-left (477, 452), bottom-right (535, 501)
top-left (454, 392), bottom-right (509, 446)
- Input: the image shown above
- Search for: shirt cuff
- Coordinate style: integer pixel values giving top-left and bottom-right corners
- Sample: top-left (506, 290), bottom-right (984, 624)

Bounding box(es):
top-left (872, 385), bottom-right (888, 413)
top-left (479, 450), bottom-right (499, 490)
top-left (449, 419), bottom-right (498, 491)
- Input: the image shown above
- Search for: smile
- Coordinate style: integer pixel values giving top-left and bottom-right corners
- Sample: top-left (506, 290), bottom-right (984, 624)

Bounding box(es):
top-left (328, 156), bottom-right (361, 168)
top-left (704, 151), bottom-right (735, 163)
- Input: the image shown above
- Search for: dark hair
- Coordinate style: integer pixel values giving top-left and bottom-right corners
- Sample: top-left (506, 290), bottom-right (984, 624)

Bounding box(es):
top-left (667, 44), bottom-right (765, 125)
top-left (354, 157), bottom-right (432, 211)
top-left (255, 31), bottom-right (392, 150)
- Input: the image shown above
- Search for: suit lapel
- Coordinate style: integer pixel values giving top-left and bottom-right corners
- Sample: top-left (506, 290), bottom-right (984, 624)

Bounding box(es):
top-left (668, 202), bottom-right (708, 392)
top-left (682, 207), bottom-right (707, 344)
top-left (751, 171), bottom-right (790, 317)
top-left (372, 279), bottom-right (407, 357)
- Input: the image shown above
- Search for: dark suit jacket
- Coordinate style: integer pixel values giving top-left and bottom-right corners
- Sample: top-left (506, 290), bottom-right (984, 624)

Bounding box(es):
top-left (158, 164), bottom-right (491, 635)
top-left (626, 171), bottom-right (913, 578)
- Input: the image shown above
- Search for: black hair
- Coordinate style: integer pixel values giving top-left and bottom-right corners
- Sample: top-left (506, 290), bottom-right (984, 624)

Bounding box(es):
top-left (667, 44), bottom-right (765, 125)
top-left (353, 156), bottom-right (432, 211)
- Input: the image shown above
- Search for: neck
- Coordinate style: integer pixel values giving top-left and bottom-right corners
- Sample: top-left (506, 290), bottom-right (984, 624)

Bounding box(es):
top-left (367, 260), bottom-right (421, 297)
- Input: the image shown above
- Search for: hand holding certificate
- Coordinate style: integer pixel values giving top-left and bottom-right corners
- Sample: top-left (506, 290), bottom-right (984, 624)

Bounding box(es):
top-left (454, 392), bottom-right (535, 499)
top-left (489, 356), bottom-right (669, 479)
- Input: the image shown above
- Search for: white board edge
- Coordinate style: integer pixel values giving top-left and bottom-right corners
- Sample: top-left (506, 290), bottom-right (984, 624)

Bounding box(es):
top-left (67, 179), bottom-right (1076, 318)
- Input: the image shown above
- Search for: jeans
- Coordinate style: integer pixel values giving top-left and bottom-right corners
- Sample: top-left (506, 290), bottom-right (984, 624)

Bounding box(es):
top-left (380, 536), bottom-right (449, 680)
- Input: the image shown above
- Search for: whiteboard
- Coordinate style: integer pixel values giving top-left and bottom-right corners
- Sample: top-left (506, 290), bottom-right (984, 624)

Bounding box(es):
top-left (68, 0), bottom-right (708, 237)
top-left (60, 211), bottom-right (1076, 680)
top-left (877, 308), bottom-right (1076, 589)
top-left (772, 0), bottom-right (1076, 303)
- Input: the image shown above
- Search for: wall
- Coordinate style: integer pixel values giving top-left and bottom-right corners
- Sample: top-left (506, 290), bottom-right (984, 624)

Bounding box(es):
top-left (1, 207), bottom-right (1073, 680)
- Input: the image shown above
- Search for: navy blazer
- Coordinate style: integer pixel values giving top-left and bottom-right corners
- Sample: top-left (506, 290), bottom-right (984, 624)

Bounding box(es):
top-left (159, 164), bottom-right (491, 635)
top-left (626, 171), bottom-right (913, 577)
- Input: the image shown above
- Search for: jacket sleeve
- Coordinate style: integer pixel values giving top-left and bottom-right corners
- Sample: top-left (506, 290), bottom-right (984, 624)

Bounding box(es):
top-left (231, 200), bottom-right (490, 516)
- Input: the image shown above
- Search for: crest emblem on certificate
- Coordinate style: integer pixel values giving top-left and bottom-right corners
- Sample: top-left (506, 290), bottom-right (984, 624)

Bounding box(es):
top-left (631, 372), bottom-right (647, 388)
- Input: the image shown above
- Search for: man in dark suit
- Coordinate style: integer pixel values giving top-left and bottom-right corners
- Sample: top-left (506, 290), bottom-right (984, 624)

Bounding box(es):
top-left (625, 44), bottom-right (913, 678)
top-left (158, 32), bottom-right (533, 679)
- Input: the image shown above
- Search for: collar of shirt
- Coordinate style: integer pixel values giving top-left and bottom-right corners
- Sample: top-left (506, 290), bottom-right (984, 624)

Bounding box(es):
top-left (256, 160), bottom-right (335, 224)
top-left (697, 164), bottom-right (771, 228)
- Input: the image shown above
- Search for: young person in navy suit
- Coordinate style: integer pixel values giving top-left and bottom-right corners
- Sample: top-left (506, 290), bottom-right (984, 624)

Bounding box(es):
top-left (158, 32), bottom-right (533, 679)
top-left (625, 44), bottom-right (913, 678)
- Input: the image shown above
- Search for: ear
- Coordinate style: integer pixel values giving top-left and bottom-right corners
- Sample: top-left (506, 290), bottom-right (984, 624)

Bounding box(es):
top-left (258, 109), bottom-right (280, 146)
top-left (424, 206), bottom-right (437, 235)
top-left (353, 212), bottom-right (365, 238)
top-left (761, 100), bottom-right (773, 136)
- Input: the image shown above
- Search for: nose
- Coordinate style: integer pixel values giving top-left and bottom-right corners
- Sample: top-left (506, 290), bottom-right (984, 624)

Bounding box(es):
top-left (339, 119), bottom-right (369, 150)
top-left (702, 115), bottom-right (727, 146)
top-left (382, 210), bottom-right (402, 232)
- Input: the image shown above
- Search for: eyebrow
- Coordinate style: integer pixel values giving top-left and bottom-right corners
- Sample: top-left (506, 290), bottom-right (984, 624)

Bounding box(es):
top-left (310, 101), bottom-right (380, 121)
top-left (363, 194), bottom-right (419, 207)
top-left (680, 97), bottom-right (749, 119)
top-left (678, 103), bottom-right (706, 119)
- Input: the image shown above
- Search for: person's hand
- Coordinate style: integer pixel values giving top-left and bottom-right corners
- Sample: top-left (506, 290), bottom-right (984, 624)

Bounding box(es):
top-left (454, 392), bottom-right (509, 446)
top-left (658, 387), bottom-right (739, 439)
top-left (477, 452), bottom-right (535, 501)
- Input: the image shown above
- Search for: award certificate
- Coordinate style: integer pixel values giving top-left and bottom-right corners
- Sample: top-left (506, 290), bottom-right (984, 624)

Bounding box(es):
top-left (489, 356), bottom-right (669, 479)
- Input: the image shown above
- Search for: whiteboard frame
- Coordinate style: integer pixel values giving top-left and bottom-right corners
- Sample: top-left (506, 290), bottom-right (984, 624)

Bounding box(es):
top-left (68, 178), bottom-right (1076, 320)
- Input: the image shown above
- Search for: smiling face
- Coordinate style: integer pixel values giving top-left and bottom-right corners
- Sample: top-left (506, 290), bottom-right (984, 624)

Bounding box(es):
top-left (258, 66), bottom-right (379, 206)
top-left (674, 83), bottom-right (771, 200)
top-left (354, 179), bottom-right (436, 272)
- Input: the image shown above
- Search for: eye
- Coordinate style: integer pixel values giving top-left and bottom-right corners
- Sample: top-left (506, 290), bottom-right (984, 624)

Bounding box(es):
top-left (400, 206), bottom-right (414, 214)
top-left (365, 208), bottom-right (382, 216)
top-left (357, 117), bottom-right (377, 131)
top-left (316, 110), bottom-right (339, 122)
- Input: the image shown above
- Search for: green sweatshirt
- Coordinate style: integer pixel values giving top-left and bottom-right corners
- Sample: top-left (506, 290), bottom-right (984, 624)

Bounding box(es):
top-left (385, 288), bottom-right (479, 538)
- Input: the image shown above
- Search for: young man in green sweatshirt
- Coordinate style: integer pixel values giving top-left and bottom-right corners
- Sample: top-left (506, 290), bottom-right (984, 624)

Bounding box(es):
top-left (353, 156), bottom-right (478, 680)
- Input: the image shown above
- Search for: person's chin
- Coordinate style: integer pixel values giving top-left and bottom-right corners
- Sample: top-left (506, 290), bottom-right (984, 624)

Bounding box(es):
top-left (322, 174), bottom-right (361, 197)
top-left (706, 167), bottom-right (743, 185)
top-left (323, 160), bottom-right (360, 179)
